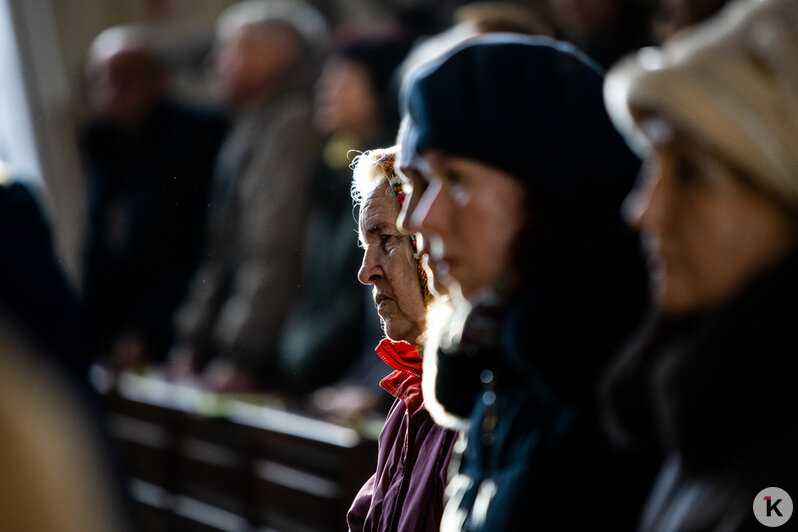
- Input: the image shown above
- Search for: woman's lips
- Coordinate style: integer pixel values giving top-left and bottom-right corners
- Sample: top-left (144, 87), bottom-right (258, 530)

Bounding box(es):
top-left (375, 293), bottom-right (392, 310)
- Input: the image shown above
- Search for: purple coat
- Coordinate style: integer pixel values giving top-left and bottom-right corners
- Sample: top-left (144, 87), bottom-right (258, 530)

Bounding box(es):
top-left (347, 340), bottom-right (457, 531)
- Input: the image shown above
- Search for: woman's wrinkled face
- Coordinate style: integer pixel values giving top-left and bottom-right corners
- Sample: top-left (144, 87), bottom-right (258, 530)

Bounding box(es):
top-left (625, 118), bottom-right (797, 314)
top-left (399, 150), bottom-right (526, 301)
top-left (358, 181), bottom-right (426, 343)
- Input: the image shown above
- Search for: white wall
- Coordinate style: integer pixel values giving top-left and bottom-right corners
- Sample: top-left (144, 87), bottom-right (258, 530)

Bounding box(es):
top-left (2, 0), bottom-right (84, 284)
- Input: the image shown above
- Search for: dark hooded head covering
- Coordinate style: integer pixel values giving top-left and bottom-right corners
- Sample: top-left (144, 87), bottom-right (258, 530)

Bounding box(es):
top-left (398, 33), bottom-right (639, 216)
top-left (398, 34), bottom-right (650, 412)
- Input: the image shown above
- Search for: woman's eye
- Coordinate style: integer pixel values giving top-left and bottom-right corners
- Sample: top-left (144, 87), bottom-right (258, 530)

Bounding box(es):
top-left (671, 150), bottom-right (704, 187)
top-left (380, 234), bottom-right (393, 245)
top-left (443, 169), bottom-right (461, 185)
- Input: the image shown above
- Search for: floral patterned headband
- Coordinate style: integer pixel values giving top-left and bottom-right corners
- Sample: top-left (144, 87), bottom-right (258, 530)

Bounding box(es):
top-left (376, 151), bottom-right (431, 304)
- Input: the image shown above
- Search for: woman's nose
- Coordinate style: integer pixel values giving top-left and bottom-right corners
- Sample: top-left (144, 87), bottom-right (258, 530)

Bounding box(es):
top-left (397, 185), bottom-right (419, 233)
top-left (357, 247), bottom-right (383, 285)
top-left (624, 157), bottom-right (672, 236)
top-left (408, 179), bottom-right (450, 238)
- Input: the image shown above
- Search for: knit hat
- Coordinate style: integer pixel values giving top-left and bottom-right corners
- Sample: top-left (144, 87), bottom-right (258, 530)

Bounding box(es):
top-left (397, 33), bottom-right (640, 210)
top-left (604, 0), bottom-right (798, 210)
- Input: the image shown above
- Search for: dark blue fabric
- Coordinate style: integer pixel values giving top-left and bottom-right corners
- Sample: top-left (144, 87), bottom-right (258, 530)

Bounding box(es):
top-left (0, 181), bottom-right (136, 525)
top-left (0, 182), bottom-right (86, 379)
top-left (399, 34), bottom-right (639, 211)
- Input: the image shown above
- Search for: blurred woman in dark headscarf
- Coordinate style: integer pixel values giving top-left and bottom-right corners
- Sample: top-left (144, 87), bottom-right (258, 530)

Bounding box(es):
top-left (397, 34), bottom-right (655, 530)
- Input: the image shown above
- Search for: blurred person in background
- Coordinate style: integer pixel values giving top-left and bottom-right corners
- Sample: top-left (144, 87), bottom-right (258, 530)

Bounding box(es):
top-left (170, 0), bottom-right (326, 392)
top-left (0, 317), bottom-right (131, 532)
top-left (546, 0), bottom-right (654, 69)
top-left (453, 1), bottom-right (551, 35)
top-left (602, 0), bottom-right (798, 528)
top-left (395, 1), bottom-right (550, 91)
top-left (81, 25), bottom-right (228, 371)
top-left (0, 171), bottom-right (85, 382)
top-left (314, 31), bottom-right (412, 163)
top-left (651, 0), bottom-right (730, 42)
top-left (0, 163), bottom-right (131, 529)
top-left (397, 34), bottom-right (656, 530)
top-left (347, 147), bottom-right (456, 531)
top-left (277, 32), bottom-right (413, 414)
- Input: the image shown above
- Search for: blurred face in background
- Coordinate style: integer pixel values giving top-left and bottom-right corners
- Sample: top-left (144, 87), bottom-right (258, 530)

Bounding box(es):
top-left (314, 59), bottom-right (379, 137)
top-left (625, 117), bottom-right (797, 314)
top-left (547, 0), bottom-right (618, 35)
top-left (400, 151), bottom-right (526, 301)
top-left (86, 49), bottom-right (164, 127)
top-left (358, 179), bottom-right (426, 343)
top-left (654, 0), bottom-right (730, 42)
top-left (214, 22), bottom-right (299, 106)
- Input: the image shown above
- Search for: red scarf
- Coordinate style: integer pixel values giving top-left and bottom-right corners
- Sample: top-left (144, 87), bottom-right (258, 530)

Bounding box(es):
top-left (375, 338), bottom-right (422, 378)
top-left (376, 338), bottom-right (425, 414)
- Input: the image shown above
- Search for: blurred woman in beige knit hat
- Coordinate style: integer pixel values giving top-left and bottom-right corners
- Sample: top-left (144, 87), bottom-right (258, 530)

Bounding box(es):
top-left (601, 0), bottom-right (798, 529)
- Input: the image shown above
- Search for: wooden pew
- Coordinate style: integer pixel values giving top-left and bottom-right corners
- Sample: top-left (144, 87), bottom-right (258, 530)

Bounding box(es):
top-left (99, 372), bottom-right (378, 532)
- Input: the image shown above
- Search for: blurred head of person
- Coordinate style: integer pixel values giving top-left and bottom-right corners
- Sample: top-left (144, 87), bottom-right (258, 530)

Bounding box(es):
top-left (214, 0), bottom-right (327, 107)
top-left (454, 1), bottom-right (551, 36)
top-left (314, 33), bottom-right (411, 142)
top-left (397, 34), bottom-right (641, 302)
top-left (605, 0), bottom-right (798, 316)
top-left (353, 147), bottom-right (430, 345)
top-left (653, 0), bottom-right (731, 42)
top-left (547, 0), bottom-right (620, 37)
top-left (395, 3), bottom-right (550, 95)
top-left (85, 25), bottom-right (166, 128)
top-left (545, 0), bottom-right (654, 69)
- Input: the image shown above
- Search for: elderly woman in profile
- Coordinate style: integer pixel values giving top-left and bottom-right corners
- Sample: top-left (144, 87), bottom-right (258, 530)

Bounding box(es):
top-left (347, 147), bottom-right (456, 532)
top-left (602, 0), bottom-right (798, 529)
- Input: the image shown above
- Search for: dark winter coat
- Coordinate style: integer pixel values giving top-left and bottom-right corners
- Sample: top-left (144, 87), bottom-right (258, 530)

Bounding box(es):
top-left (434, 215), bottom-right (658, 531)
top-left (604, 249), bottom-right (798, 531)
